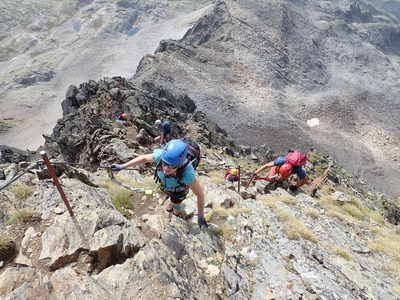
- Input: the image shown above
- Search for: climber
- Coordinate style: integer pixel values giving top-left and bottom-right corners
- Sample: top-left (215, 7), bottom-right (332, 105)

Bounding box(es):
top-left (116, 113), bottom-right (128, 121)
top-left (154, 119), bottom-right (171, 146)
top-left (251, 152), bottom-right (308, 192)
top-left (110, 139), bottom-right (208, 228)
top-left (224, 168), bottom-right (239, 183)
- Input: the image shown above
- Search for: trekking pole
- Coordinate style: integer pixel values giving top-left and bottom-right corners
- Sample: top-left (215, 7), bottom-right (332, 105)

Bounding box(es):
top-left (40, 151), bottom-right (74, 217)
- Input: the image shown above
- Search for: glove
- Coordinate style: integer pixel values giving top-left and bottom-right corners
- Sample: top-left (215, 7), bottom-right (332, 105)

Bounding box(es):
top-left (289, 185), bottom-right (298, 192)
top-left (110, 164), bottom-right (125, 171)
top-left (249, 172), bottom-right (256, 178)
top-left (197, 215), bottom-right (208, 229)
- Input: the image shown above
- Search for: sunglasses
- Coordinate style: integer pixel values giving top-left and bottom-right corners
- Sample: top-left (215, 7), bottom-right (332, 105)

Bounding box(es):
top-left (161, 161), bottom-right (179, 169)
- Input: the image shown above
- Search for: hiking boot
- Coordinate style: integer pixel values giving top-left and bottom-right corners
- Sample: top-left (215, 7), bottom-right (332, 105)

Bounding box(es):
top-left (173, 211), bottom-right (182, 218)
top-left (269, 181), bottom-right (278, 190)
top-left (166, 203), bottom-right (173, 212)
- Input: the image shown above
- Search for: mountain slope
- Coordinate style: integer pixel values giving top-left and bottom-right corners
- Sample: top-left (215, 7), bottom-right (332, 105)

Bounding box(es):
top-left (131, 0), bottom-right (400, 197)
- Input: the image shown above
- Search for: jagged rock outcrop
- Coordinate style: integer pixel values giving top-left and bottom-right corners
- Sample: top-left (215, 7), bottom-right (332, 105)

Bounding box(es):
top-left (44, 76), bottom-right (237, 165)
top-left (344, 2), bottom-right (373, 23)
top-left (13, 69), bottom-right (55, 86)
top-left (0, 146), bottom-right (34, 165)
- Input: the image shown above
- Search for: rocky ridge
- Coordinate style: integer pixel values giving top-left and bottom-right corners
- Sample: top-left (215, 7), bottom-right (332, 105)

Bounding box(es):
top-left (1, 76), bottom-right (400, 299)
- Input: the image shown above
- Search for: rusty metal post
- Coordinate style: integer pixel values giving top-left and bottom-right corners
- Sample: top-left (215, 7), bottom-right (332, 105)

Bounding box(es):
top-left (238, 165), bottom-right (241, 194)
top-left (40, 151), bottom-right (74, 217)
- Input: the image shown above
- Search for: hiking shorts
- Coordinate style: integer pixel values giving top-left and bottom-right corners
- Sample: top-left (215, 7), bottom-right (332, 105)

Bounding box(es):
top-left (227, 175), bottom-right (238, 183)
top-left (163, 127), bottom-right (171, 138)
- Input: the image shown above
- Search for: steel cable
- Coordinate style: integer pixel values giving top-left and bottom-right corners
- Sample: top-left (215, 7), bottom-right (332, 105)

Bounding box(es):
top-left (0, 163), bottom-right (39, 191)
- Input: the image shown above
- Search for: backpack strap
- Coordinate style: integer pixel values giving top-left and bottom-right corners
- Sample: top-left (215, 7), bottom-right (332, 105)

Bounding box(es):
top-left (176, 159), bottom-right (191, 186)
top-left (154, 160), bottom-right (163, 184)
top-left (186, 143), bottom-right (200, 157)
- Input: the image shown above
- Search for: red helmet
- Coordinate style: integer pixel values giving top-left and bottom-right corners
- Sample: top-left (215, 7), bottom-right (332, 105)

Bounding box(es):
top-left (279, 163), bottom-right (293, 179)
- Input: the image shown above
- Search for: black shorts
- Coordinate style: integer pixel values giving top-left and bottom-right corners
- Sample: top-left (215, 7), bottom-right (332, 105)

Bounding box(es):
top-left (164, 128), bottom-right (171, 138)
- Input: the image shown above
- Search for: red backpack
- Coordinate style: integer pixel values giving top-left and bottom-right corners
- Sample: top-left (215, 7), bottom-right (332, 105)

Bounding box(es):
top-left (286, 150), bottom-right (307, 167)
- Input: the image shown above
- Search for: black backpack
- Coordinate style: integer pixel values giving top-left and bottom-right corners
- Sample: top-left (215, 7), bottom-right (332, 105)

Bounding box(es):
top-left (154, 138), bottom-right (201, 185)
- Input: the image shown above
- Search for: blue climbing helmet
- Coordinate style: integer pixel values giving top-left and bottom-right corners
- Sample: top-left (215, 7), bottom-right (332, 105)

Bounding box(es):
top-left (161, 139), bottom-right (188, 166)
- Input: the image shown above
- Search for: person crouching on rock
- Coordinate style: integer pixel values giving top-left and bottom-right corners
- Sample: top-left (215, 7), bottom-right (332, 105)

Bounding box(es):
top-left (251, 157), bottom-right (308, 192)
top-left (224, 168), bottom-right (239, 183)
top-left (110, 139), bottom-right (208, 228)
top-left (116, 113), bottom-right (128, 121)
top-left (154, 119), bottom-right (171, 146)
